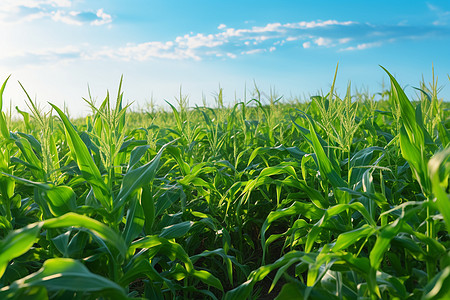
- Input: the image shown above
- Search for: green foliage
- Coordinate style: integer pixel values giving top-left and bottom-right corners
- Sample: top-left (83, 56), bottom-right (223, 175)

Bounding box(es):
top-left (0, 68), bottom-right (449, 299)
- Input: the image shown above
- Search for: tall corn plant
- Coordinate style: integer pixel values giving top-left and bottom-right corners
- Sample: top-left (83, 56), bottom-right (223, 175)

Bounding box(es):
top-left (382, 67), bottom-right (447, 281)
top-left (0, 76), bottom-right (15, 225)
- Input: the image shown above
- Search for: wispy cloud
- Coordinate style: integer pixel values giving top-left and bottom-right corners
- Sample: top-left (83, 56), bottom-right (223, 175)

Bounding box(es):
top-left (2, 18), bottom-right (449, 65)
top-left (427, 3), bottom-right (450, 25)
top-left (0, 0), bottom-right (112, 26)
top-left (340, 41), bottom-right (383, 52)
top-left (51, 9), bottom-right (112, 26)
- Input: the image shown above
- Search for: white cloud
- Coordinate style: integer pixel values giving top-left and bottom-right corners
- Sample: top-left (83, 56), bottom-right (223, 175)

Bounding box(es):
top-left (241, 49), bottom-right (265, 55)
top-left (51, 10), bottom-right (82, 25)
top-left (339, 38), bottom-right (352, 44)
top-left (340, 41), bottom-right (382, 51)
top-left (218, 24), bottom-right (226, 30)
top-left (302, 41), bottom-right (311, 49)
top-left (285, 20), bottom-right (355, 29)
top-left (314, 37), bottom-right (332, 47)
top-left (114, 41), bottom-right (201, 61)
top-left (175, 33), bottom-right (224, 49)
top-left (251, 22), bottom-right (284, 33)
top-left (91, 9), bottom-right (112, 26)
top-left (0, 1), bottom-right (112, 26)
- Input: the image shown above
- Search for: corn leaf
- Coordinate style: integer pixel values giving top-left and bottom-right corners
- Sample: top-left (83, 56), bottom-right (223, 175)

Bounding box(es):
top-left (115, 141), bottom-right (173, 210)
top-left (43, 213), bottom-right (127, 258)
top-left (50, 103), bottom-right (111, 210)
top-left (0, 223), bottom-right (42, 278)
top-left (2, 258), bottom-right (127, 299)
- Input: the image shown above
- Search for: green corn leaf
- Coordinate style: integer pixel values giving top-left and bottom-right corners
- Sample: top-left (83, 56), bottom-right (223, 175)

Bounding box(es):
top-left (293, 111), bottom-right (347, 189)
top-left (43, 213), bottom-right (127, 258)
top-left (224, 279), bottom-right (254, 300)
top-left (141, 185), bottom-right (155, 234)
top-left (13, 137), bottom-right (43, 179)
top-left (160, 221), bottom-right (195, 239)
top-left (428, 147), bottom-right (450, 231)
top-left (0, 76), bottom-right (11, 140)
top-left (122, 195), bottom-right (145, 246)
top-left (225, 251), bottom-right (316, 300)
top-left (0, 286), bottom-right (48, 299)
top-left (119, 259), bottom-right (175, 293)
top-left (399, 125), bottom-right (429, 192)
top-left (0, 75), bottom-right (10, 111)
top-left (0, 223), bottom-right (42, 278)
top-left (349, 146), bottom-right (384, 185)
top-left (336, 252), bottom-right (371, 274)
top-left (15, 106), bottom-right (31, 131)
top-left (401, 222), bottom-right (446, 257)
top-left (368, 219), bottom-right (403, 298)
top-left (261, 202), bottom-right (323, 263)
top-left (370, 219), bottom-right (402, 270)
top-left (189, 269), bottom-right (223, 291)
top-left (269, 258), bottom-right (301, 293)
top-left (127, 145), bottom-right (150, 171)
top-left (50, 103), bottom-right (112, 210)
top-left (0, 174), bottom-right (15, 200)
top-left (281, 176), bottom-right (329, 208)
top-left (154, 185), bottom-right (185, 217)
top-left (44, 185), bottom-right (77, 217)
top-left (115, 141), bottom-right (173, 210)
top-left (275, 283), bottom-right (305, 300)
top-left (0, 112), bottom-right (9, 141)
top-left (1, 258), bottom-right (127, 299)
top-left (130, 235), bottom-right (193, 271)
top-left (305, 114), bottom-right (346, 188)
top-left (190, 248), bottom-right (248, 285)
top-left (48, 134), bottom-right (60, 173)
top-left (0, 216), bottom-right (12, 231)
top-left (16, 133), bottom-right (42, 155)
top-left (375, 270), bottom-right (408, 299)
top-left (166, 146), bottom-right (191, 176)
top-left (422, 265), bottom-right (450, 300)
top-left (306, 203), bottom-right (376, 253)
top-left (438, 122), bottom-right (450, 148)
top-left (130, 242), bottom-right (223, 291)
top-left (165, 101), bottom-right (182, 132)
top-left (0, 173), bottom-right (76, 217)
top-left (333, 224), bottom-right (376, 252)
top-left (381, 66), bottom-right (426, 147)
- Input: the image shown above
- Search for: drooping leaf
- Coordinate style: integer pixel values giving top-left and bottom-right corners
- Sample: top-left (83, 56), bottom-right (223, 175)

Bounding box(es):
top-left (0, 223), bottom-right (42, 278)
top-left (1, 258), bottom-right (127, 299)
top-left (44, 186), bottom-right (77, 217)
top-left (43, 213), bottom-right (127, 258)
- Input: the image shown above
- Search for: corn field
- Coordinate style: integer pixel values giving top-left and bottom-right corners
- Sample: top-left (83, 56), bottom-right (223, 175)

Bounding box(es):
top-left (0, 68), bottom-right (449, 299)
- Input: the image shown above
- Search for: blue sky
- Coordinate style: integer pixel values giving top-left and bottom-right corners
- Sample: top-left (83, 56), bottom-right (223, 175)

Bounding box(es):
top-left (1, 0), bottom-right (449, 116)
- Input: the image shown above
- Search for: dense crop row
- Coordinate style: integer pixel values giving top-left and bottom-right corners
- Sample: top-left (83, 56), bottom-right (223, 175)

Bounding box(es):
top-left (0, 69), bottom-right (449, 299)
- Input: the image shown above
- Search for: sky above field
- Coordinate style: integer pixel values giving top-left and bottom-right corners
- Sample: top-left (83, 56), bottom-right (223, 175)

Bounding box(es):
top-left (1, 0), bottom-right (450, 116)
